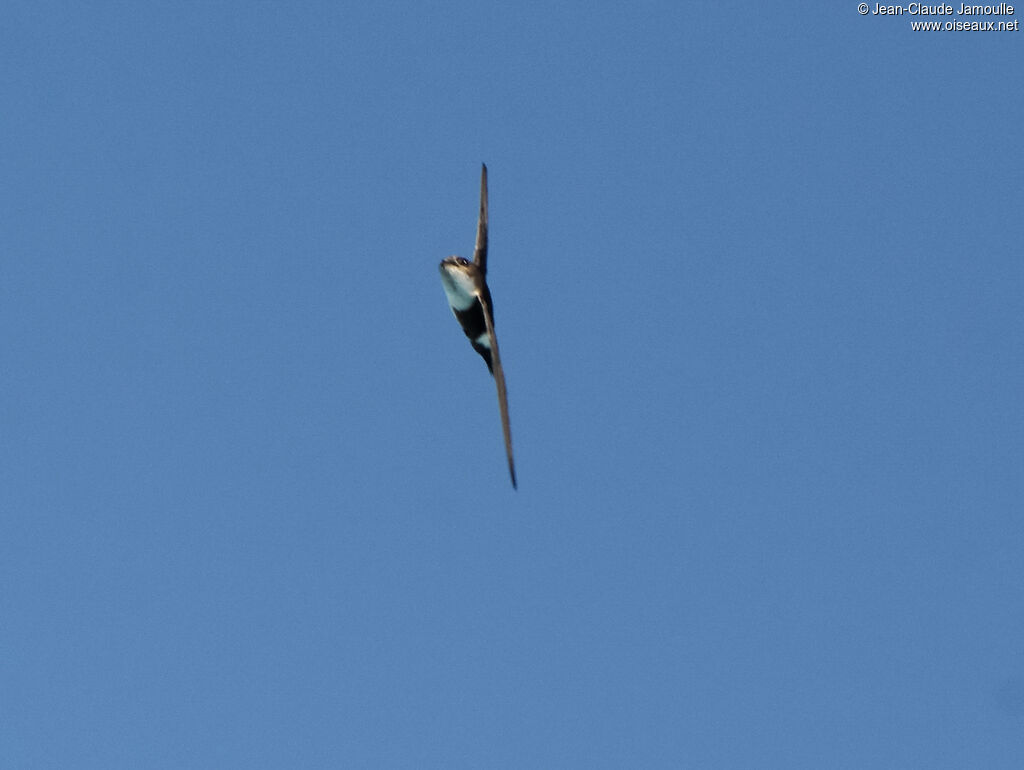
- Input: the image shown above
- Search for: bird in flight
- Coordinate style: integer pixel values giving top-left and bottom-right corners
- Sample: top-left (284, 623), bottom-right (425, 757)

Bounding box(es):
top-left (438, 164), bottom-right (517, 489)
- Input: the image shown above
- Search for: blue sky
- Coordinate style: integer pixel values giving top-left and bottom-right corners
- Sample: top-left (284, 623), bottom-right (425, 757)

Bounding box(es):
top-left (2, 2), bottom-right (1022, 767)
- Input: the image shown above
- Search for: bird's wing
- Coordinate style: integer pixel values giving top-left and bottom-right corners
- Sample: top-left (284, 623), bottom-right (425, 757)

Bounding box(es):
top-left (478, 289), bottom-right (516, 489)
top-left (473, 164), bottom-right (488, 272)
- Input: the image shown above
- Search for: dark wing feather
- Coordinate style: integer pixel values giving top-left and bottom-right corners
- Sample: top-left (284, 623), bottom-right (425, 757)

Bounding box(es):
top-left (473, 164), bottom-right (488, 273)
top-left (478, 289), bottom-right (516, 489)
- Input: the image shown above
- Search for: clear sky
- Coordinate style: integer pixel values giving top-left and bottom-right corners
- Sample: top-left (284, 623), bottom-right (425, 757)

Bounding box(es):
top-left (2, 2), bottom-right (1022, 767)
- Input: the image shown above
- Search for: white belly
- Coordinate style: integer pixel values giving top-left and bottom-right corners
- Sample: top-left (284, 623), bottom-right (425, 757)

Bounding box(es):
top-left (439, 266), bottom-right (479, 311)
